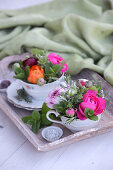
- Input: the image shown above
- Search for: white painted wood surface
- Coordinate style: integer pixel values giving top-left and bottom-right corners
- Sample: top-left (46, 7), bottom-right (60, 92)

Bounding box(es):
top-left (0, 0), bottom-right (113, 169)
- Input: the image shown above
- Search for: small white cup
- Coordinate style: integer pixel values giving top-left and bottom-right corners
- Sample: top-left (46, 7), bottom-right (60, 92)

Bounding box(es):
top-left (18, 74), bottom-right (64, 100)
top-left (46, 110), bottom-right (101, 132)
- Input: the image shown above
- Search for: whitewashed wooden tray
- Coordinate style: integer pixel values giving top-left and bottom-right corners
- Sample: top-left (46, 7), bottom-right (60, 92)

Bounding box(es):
top-left (0, 54), bottom-right (113, 151)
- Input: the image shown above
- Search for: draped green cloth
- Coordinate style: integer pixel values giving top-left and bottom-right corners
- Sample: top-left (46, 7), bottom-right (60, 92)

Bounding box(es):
top-left (0, 0), bottom-right (113, 85)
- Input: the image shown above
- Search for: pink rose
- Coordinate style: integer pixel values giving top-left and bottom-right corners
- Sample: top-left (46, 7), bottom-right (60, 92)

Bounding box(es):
top-left (77, 90), bottom-right (106, 120)
top-left (61, 63), bottom-right (68, 73)
top-left (46, 87), bottom-right (64, 109)
top-left (48, 53), bottom-right (63, 65)
top-left (66, 108), bottom-right (75, 117)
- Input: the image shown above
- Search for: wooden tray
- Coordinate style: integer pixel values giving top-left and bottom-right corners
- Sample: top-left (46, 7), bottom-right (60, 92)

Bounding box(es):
top-left (0, 55), bottom-right (113, 151)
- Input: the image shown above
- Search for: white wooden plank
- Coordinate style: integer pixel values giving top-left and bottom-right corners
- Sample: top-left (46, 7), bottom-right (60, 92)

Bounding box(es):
top-left (1, 131), bottom-right (113, 170)
top-left (0, 109), bottom-right (27, 166)
top-left (2, 131), bottom-right (113, 170)
top-left (0, 140), bottom-right (67, 170)
top-left (31, 146), bottom-right (69, 170)
top-left (48, 132), bottom-right (113, 170)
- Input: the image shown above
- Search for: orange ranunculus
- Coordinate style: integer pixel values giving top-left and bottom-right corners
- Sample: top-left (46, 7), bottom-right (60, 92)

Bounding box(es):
top-left (27, 65), bottom-right (44, 84)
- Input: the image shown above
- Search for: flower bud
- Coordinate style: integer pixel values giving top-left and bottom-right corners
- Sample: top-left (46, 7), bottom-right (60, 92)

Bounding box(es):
top-left (76, 80), bottom-right (86, 87)
top-left (37, 78), bottom-right (45, 86)
top-left (67, 87), bottom-right (77, 96)
top-left (66, 108), bottom-right (75, 117)
top-left (13, 63), bottom-right (20, 68)
top-left (80, 81), bottom-right (86, 86)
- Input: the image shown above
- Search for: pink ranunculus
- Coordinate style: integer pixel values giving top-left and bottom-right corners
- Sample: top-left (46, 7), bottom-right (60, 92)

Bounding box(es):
top-left (61, 63), bottom-right (68, 73)
top-left (46, 87), bottom-right (64, 109)
top-left (48, 53), bottom-right (63, 65)
top-left (66, 108), bottom-right (75, 117)
top-left (77, 90), bottom-right (106, 120)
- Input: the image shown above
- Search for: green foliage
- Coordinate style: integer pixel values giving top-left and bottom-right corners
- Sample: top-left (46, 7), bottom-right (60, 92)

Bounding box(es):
top-left (16, 88), bottom-right (32, 103)
top-left (38, 56), bottom-right (48, 68)
top-left (84, 108), bottom-right (94, 117)
top-left (24, 66), bottom-right (30, 78)
top-left (32, 48), bottom-right (46, 56)
top-left (21, 115), bottom-right (32, 123)
top-left (67, 102), bottom-right (73, 108)
top-left (32, 120), bottom-right (40, 133)
top-left (84, 108), bottom-right (98, 121)
top-left (45, 63), bottom-right (53, 74)
top-left (95, 84), bottom-right (102, 93)
top-left (53, 101), bottom-right (67, 114)
top-left (41, 102), bottom-right (51, 115)
top-left (66, 117), bottom-right (76, 124)
top-left (89, 115), bottom-right (98, 121)
top-left (14, 73), bottom-right (25, 80)
top-left (22, 103), bottom-right (53, 133)
top-left (52, 64), bottom-right (62, 73)
top-left (14, 66), bottom-right (24, 75)
top-left (44, 63), bottom-right (63, 83)
top-left (41, 103), bottom-right (53, 126)
top-left (19, 60), bottom-right (23, 68)
top-left (92, 74), bottom-right (102, 93)
top-left (79, 86), bottom-right (87, 94)
top-left (22, 110), bottom-right (41, 133)
top-left (88, 86), bottom-right (98, 91)
top-left (40, 114), bottom-right (52, 126)
top-left (32, 110), bottom-right (40, 120)
top-left (14, 64), bottom-right (30, 81)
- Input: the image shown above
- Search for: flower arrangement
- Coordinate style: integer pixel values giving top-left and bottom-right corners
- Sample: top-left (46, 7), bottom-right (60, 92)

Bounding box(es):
top-left (46, 76), bottom-right (106, 122)
top-left (21, 75), bottom-right (106, 133)
top-left (14, 49), bottom-right (68, 85)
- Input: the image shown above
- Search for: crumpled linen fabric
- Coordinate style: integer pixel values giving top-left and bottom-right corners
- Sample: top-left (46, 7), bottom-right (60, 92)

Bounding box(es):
top-left (0, 0), bottom-right (113, 85)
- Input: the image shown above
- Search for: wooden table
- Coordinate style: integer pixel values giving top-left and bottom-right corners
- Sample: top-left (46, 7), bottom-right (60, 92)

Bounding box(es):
top-left (0, 0), bottom-right (113, 170)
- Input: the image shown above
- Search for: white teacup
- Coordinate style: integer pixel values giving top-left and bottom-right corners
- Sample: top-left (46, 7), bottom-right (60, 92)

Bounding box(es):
top-left (18, 74), bottom-right (64, 100)
top-left (46, 110), bottom-right (101, 132)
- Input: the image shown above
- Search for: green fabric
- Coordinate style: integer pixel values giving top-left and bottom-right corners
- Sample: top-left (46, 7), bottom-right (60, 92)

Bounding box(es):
top-left (0, 0), bottom-right (113, 85)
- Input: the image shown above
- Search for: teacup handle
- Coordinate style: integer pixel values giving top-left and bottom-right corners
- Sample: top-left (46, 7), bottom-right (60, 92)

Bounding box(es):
top-left (46, 110), bottom-right (63, 125)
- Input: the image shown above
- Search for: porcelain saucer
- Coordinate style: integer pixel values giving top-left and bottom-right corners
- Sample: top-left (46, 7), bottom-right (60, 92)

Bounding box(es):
top-left (7, 80), bottom-right (44, 110)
